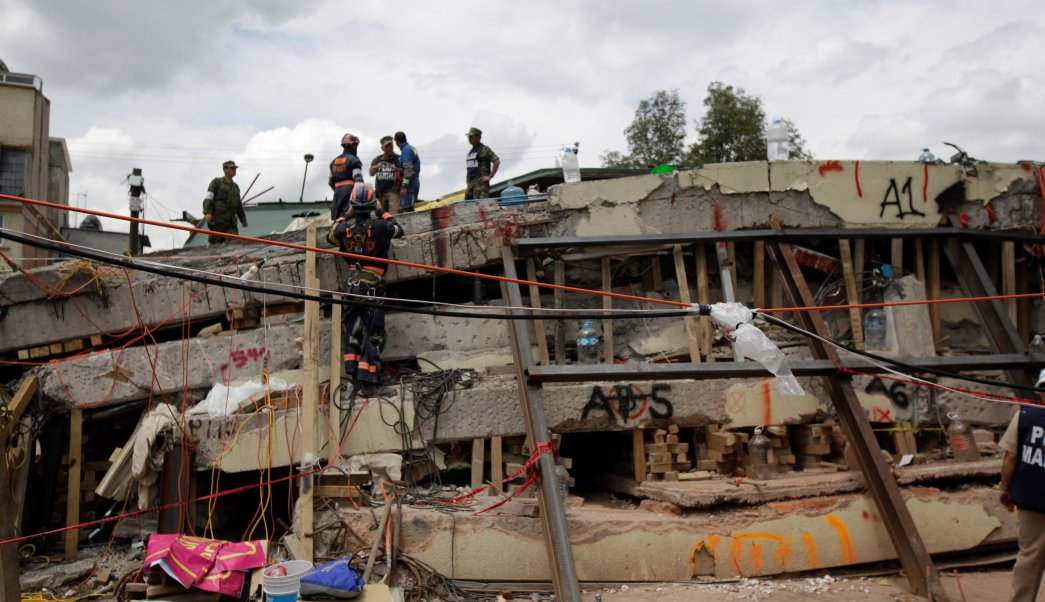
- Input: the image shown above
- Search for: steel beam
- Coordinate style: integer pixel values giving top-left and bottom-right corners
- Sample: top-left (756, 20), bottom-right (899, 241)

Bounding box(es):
top-left (526, 354), bottom-right (1041, 384)
top-left (501, 247), bottom-right (581, 602)
top-left (516, 227), bottom-right (1045, 251)
top-left (766, 232), bottom-right (949, 601)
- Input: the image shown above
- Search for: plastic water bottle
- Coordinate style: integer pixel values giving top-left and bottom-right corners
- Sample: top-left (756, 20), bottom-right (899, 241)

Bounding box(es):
top-left (561, 146), bottom-right (581, 183)
top-left (500, 180), bottom-right (525, 200)
top-left (576, 320), bottom-right (600, 364)
top-left (946, 412), bottom-right (979, 462)
top-left (748, 426), bottom-right (773, 480)
top-left (918, 148), bottom-right (936, 163)
top-left (863, 307), bottom-right (887, 350)
top-left (553, 458), bottom-right (570, 503)
top-left (766, 117), bottom-right (789, 161)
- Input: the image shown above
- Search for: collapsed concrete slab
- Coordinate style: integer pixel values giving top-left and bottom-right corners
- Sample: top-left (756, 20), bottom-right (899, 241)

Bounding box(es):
top-left (313, 485), bottom-right (1010, 582)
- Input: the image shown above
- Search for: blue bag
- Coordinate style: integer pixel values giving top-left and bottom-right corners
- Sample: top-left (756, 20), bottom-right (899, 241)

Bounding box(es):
top-left (298, 558), bottom-right (364, 600)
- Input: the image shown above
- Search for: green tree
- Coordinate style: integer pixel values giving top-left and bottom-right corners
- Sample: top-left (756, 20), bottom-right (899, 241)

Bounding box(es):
top-left (601, 89), bottom-right (687, 168)
top-left (687, 82), bottom-right (766, 164)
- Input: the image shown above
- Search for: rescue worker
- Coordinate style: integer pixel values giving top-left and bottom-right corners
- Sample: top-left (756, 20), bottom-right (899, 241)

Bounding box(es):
top-left (1000, 402), bottom-right (1045, 601)
top-left (464, 127), bottom-right (500, 200)
top-left (329, 133), bottom-right (365, 220)
top-left (328, 183), bottom-right (404, 390)
top-left (369, 136), bottom-right (403, 214)
top-left (203, 160), bottom-right (248, 244)
top-left (394, 131), bottom-right (420, 212)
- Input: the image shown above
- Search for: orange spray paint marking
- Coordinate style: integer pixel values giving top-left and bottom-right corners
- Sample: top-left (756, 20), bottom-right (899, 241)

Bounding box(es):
top-left (730, 538), bottom-right (745, 575)
top-left (825, 514), bottom-right (857, 564)
top-left (749, 541), bottom-right (764, 573)
top-left (801, 532), bottom-right (819, 569)
top-left (687, 541), bottom-right (705, 571)
top-left (762, 382), bottom-right (773, 425)
top-left (706, 534), bottom-right (722, 555)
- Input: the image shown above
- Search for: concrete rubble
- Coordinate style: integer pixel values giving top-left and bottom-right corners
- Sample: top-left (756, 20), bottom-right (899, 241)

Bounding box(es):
top-left (1, 160), bottom-right (1042, 598)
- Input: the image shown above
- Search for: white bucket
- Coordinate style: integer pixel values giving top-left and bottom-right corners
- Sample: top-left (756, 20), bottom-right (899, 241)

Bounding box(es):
top-left (263, 560), bottom-right (313, 601)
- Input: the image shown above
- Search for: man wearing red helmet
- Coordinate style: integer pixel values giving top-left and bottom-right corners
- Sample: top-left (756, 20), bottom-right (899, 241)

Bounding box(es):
top-left (329, 133), bottom-right (365, 220)
top-left (328, 183), bottom-right (404, 390)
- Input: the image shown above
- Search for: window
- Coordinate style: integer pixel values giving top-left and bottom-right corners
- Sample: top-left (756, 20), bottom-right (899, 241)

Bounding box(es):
top-left (0, 148), bottom-right (28, 196)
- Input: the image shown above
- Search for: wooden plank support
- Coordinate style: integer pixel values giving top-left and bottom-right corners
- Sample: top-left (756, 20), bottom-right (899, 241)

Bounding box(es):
top-left (838, 240), bottom-right (864, 349)
top-left (1001, 241), bottom-right (1017, 326)
top-left (65, 408), bottom-right (83, 561)
top-left (490, 436), bottom-right (503, 495)
top-left (891, 239), bottom-right (904, 275)
top-left (526, 258), bottom-right (551, 365)
top-left (0, 375), bottom-right (37, 599)
top-left (928, 240), bottom-right (941, 346)
top-left (694, 244), bottom-right (713, 360)
top-left (300, 224), bottom-right (319, 561)
top-left (601, 258), bottom-right (614, 364)
top-left (501, 247), bottom-right (580, 602)
top-left (471, 438), bottom-right (486, 491)
top-left (328, 287), bottom-right (342, 466)
top-left (553, 259), bottom-right (566, 365)
top-left (753, 240), bottom-right (765, 310)
top-left (631, 430), bottom-right (647, 482)
top-left (767, 226), bottom-right (947, 601)
top-left (672, 244), bottom-right (701, 363)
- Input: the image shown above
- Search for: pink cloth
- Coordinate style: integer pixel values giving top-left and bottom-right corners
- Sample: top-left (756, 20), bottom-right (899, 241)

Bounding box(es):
top-left (144, 534), bottom-right (266, 596)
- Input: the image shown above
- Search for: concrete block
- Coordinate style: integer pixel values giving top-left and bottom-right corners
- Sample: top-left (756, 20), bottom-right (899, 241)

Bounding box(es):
top-left (883, 275), bottom-right (936, 358)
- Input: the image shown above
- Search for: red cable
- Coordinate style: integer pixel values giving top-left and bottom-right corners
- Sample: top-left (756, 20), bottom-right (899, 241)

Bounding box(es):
top-left (0, 192), bottom-right (692, 309)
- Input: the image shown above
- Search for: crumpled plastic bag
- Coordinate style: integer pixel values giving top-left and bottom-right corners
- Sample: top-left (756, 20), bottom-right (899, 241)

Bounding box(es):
top-left (190, 377), bottom-right (292, 418)
top-left (708, 302), bottom-right (805, 396)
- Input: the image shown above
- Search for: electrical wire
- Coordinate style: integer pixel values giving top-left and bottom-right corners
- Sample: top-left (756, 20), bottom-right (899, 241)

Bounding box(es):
top-left (757, 312), bottom-right (1045, 399)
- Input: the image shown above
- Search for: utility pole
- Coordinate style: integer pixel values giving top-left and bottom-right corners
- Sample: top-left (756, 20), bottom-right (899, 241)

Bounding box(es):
top-left (127, 168), bottom-right (144, 255)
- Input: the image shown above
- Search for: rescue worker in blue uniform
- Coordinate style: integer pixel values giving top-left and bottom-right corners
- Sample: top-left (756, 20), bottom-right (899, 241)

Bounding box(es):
top-left (329, 133), bottom-right (364, 220)
top-left (328, 183), bottom-right (404, 389)
top-left (1000, 403), bottom-right (1045, 601)
top-left (394, 131), bottom-right (420, 212)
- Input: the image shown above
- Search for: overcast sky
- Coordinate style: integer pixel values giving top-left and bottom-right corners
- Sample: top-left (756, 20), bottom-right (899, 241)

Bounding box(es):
top-left (2, 0), bottom-right (1042, 249)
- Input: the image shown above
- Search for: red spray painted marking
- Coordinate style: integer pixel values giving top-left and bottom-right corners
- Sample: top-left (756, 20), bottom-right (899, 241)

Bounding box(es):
top-left (712, 198), bottom-right (726, 231)
top-left (762, 382), bottom-right (773, 425)
top-left (818, 160), bottom-right (843, 177)
top-left (923, 164), bottom-right (929, 204)
top-left (854, 161), bottom-right (863, 198)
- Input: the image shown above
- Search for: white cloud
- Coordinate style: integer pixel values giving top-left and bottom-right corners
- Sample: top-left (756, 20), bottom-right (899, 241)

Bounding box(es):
top-left (2, 0), bottom-right (1042, 251)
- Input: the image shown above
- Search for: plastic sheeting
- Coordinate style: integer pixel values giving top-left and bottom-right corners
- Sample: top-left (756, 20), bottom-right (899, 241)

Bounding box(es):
top-left (707, 302), bottom-right (805, 396)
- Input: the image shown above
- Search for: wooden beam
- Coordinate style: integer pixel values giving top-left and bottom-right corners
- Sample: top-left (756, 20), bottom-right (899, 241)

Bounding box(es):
top-left (490, 436), bottom-right (503, 495)
top-left (328, 290), bottom-right (342, 466)
top-left (891, 239), bottom-right (903, 274)
top-left (601, 258), bottom-right (614, 364)
top-left (8, 374), bottom-right (38, 422)
top-left (753, 241), bottom-right (765, 310)
top-left (726, 242), bottom-right (739, 297)
top-left (527, 258), bottom-right (550, 365)
top-left (0, 378), bottom-right (36, 600)
top-left (650, 256), bottom-right (664, 292)
top-left (694, 244), bottom-right (713, 360)
top-left (914, 239), bottom-right (926, 283)
top-left (65, 408), bottom-right (83, 561)
top-left (838, 240), bottom-right (864, 350)
top-left (1002, 241), bottom-right (1017, 326)
top-left (631, 430), bottom-right (647, 482)
top-left (553, 260), bottom-right (566, 364)
top-left (928, 240), bottom-right (941, 346)
top-left (471, 439), bottom-right (486, 491)
top-left (672, 244), bottom-right (701, 363)
top-left (300, 224), bottom-right (319, 561)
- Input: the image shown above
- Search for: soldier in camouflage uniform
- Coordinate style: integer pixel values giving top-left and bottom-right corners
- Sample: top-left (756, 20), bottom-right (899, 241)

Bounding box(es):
top-left (464, 127), bottom-right (500, 200)
top-left (203, 160), bottom-right (248, 244)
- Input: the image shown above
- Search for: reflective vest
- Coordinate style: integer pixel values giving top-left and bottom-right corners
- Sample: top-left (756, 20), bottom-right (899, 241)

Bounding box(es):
top-left (1010, 404), bottom-right (1045, 514)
